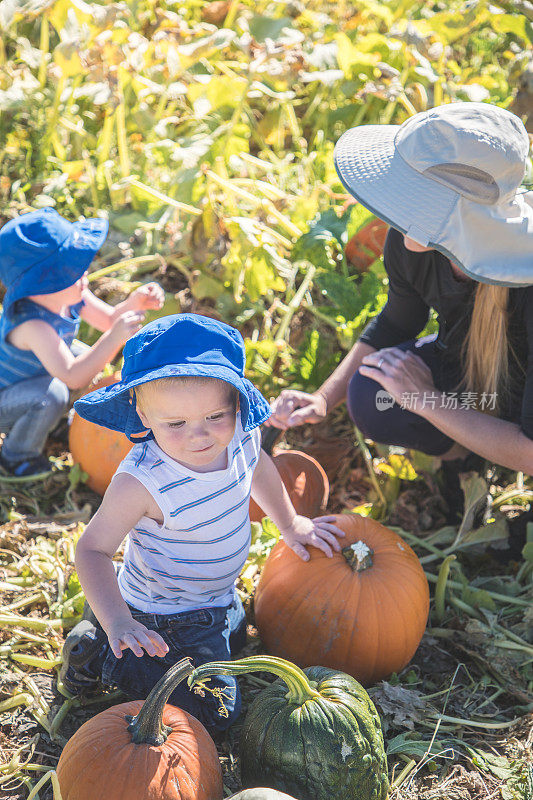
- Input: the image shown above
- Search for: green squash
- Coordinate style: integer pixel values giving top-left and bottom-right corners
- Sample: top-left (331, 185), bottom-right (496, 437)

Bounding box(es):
top-left (189, 656), bottom-right (389, 800)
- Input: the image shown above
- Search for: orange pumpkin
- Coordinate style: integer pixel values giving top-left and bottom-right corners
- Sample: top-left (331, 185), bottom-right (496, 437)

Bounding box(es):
top-left (345, 218), bottom-right (388, 271)
top-left (57, 659), bottom-right (223, 800)
top-left (249, 450), bottom-right (329, 523)
top-left (69, 373), bottom-right (133, 495)
top-left (254, 513), bottom-right (429, 685)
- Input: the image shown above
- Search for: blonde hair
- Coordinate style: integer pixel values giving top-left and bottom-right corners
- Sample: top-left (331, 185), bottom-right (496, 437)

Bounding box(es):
top-left (462, 284), bottom-right (512, 413)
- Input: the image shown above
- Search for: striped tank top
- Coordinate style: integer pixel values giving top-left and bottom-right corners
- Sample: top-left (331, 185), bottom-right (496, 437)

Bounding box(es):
top-left (0, 299), bottom-right (82, 388)
top-left (115, 418), bottom-right (261, 614)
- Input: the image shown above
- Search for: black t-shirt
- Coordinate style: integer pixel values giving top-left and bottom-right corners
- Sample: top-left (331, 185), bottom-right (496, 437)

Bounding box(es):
top-left (360, 228), bottom-right (533, 439)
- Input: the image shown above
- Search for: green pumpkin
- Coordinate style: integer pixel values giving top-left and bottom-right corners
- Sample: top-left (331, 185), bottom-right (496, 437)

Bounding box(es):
top-left (189, 656), bottom-right (388, 800)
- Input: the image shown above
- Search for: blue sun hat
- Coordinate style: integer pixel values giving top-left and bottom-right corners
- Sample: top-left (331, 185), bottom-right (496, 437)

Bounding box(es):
top-left (0, 208), bottom-right (109, 315)
top-left (74, 314), bottom-right (272, 440)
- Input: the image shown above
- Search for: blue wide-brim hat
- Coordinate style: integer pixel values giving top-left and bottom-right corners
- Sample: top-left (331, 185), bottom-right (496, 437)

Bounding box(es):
top-left (0, 208), bottom-right (108, 314)
top-left (74, 314), bottom-right (272, 441)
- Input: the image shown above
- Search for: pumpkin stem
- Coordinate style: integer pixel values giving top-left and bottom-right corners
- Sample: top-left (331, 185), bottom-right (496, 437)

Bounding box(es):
top-left (188, 656), bottom-right (321, 706)
top-left (342, 540), bottom-right (374, 572)
top-left (126, 658), bottom-right (194, 745)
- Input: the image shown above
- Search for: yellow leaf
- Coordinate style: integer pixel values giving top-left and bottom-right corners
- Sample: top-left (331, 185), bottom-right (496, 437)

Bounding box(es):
top-left (47, 0), bottom-right (71, 35)
top-left (350, 503), bottom-right (373, 517)
top-left (53, 34), bottom-right (83, 77)
top-left (335, 33), bottom-right (380, 77)
top-left (61, 159), bottom-right (85, 180)
top-left (187, 76), bottom-right (247, 113)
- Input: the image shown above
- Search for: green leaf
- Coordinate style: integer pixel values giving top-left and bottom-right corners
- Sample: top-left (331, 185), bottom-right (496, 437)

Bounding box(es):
top-left (245, 338), bottom-right (282, 361)
top-left (249, 15), bottom-right (293, 42)
top-left (425, 4), bottom-right (490, 44)
top-left (65, 572), bottom-right (82, 599)
top-left (109, 212), bottom-right (145, 236)
top-left (245, 249), bottom-right (285, 301)
top-left (522, 541), bottom-right (533, 563)
top-left (297, 329), bottom-right (319, 382)
top-left (386, 732), bottom-right (456, 758)
top-left (316, 271), bottom-right (363, 320)
top-left (456, 473), bottom-right (489, 542)
top-left (292, 208), bottom-right (352, 266)
top-left (356, 31), bottom-right (392, 58)
top-left (465, 745), bottom-right (513, 780)
top-left (34, 0), bottom-right (67, 31)
top-left (356, 0), bottom-right (393, 26)
top-left (408, 449), bottom-right (440, 475)
top-left (246, 517), bottom-right (281, 568)
top-left (335, 32), bottom-right (380, 76)
top-left (316, 269), bottom-right (383, 327)
top-left (346, 204), bottom-right (376, 240)
top-left (291, 209), bottom-right (351, 270)
top-left (222, 233), bottom-right (285, 303)
top-left (292, 328), bottom-right (340, 390)
top-left (492, 14), bottom-right (533, 43)
top-left (210, 132), bottom-right (249, 161)
top-left (64, 573), bottom-right (85, 615)
top-left (461, 586), bottom-right (496, 611)
top-left (459, 514), bottom-right (508, 548)
top-left (68, 462), bottom-right (88, 489)
top-left (189, 273), bottom-right (225, 301)
top-left (187, 75), bottom-right (246, 113)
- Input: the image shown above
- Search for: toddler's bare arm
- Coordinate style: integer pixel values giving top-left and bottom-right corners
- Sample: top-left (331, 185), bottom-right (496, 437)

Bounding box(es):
top-left (79, 284), bottom-right (164, 332)
top-left (9, 314), bottom-right (143, 389)
top-left (251, 449), bottom-right (345, 561)
top-left (75, 472), bottom-right (169, 659)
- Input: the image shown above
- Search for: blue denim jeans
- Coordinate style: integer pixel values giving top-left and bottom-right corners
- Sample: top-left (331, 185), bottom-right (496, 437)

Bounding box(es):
top-left (0, 375), bottom-right (69, 462)
top-left (90, 595), bottom-right (247, 732)
top-left (0, 340), bottom-right (87, 463)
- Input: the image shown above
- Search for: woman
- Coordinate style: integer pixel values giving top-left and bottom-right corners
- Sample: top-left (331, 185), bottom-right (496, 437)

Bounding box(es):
top-left (268, 102), bottom-right (533, 485)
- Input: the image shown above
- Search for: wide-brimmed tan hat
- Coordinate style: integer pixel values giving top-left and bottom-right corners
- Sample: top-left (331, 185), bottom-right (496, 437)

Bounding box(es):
top-left (334, 102), bottom-right (533, 286)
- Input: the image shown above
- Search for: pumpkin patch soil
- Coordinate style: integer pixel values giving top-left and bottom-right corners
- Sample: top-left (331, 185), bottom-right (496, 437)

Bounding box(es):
top-left (0, 408), bottom-right (531, 800)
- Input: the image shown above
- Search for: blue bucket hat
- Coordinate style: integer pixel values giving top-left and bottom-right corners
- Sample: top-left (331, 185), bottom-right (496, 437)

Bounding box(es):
top-left (0, 208), bottom-right (108, 315)
top-left (74, 314), bottom-right (272, 441)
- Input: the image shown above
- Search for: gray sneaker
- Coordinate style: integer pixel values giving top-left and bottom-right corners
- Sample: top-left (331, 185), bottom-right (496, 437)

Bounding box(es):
top-left (59, 619), bottom-right (107, 695)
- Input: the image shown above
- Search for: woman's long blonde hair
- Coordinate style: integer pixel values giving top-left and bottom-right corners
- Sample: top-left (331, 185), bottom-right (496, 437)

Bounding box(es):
top-left (462, 284), bottom-right (511, 413)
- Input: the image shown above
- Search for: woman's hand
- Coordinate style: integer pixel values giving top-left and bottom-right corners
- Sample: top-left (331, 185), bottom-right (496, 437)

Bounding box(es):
top-left (129, 282), bottom-right (165, 311)
top-left (281, 514), bottom-right (345, 561)
top-left (105, 615), bottom-right (169, 660)
top-left (266, 390), bottom-right (328, 429)
top-left (358, 347), bottom-right (435, 408)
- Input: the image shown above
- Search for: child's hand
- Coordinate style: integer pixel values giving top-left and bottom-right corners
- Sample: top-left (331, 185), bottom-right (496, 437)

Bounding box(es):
top-left (266, 390), bottom-right (327, 430)
top-left (110, 310), bottom-right (145, 344)
top-left (106, 616), bottom-right (170, 660)
top-left (129, 282), bottom-right (165, 311)
top-left (281, 514), bottom-right (345, 561)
